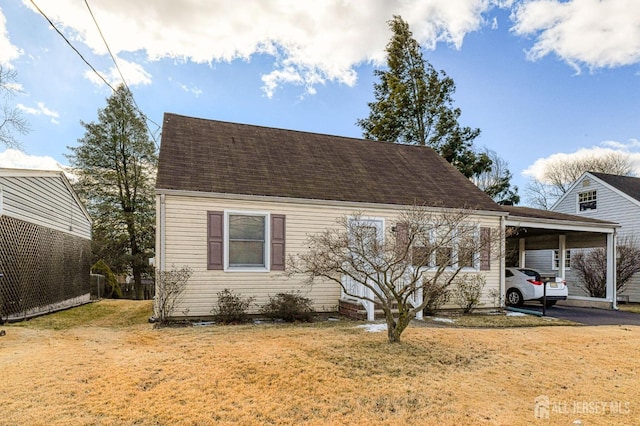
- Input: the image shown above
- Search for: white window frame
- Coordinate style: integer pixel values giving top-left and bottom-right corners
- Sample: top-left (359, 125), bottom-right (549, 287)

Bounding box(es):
top-left (552, 249), bottom-right (571, 270)
top-left (413, 224), bottom-right (480, 271)
top-left (454, 225), bottom-right (481, 271)
top-left (224, 210), bottom-right (270, 272)
top-left (348, 217), bottom-right (385, 249)
top-left (577, 190), bottom-right (597, 212)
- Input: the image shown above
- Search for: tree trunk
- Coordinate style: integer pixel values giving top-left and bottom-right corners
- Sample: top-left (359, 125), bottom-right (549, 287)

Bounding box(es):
top-left (385, 311), bottom-right (412, 344)
top-left (133, 266), bottom-right (144, 300)
top-left (387, 321), bottom-right (401, 343)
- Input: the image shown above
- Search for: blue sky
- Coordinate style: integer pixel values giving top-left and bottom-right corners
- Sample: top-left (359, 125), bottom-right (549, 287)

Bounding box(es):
top-left (1, 0), bottom-right (639, 205)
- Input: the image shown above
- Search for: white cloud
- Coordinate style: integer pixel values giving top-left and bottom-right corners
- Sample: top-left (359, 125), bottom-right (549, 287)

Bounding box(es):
top-left (522, 142), bottom-right (640, 182)
top-left (0, 8), bottom-right (22, 66)
top-left (17, 102), bottom-right (60, 124)
top-left (0, 149), bottom-right (64, 171)
top-left (22, 0), bottom-right (506, 97)
top-left (601, 138), bottom-right (640, 150)
top-left (177, 83), bottom-right (203, 97)
top-left (84, 57), bottom-right (152, 88)
top-left (511, 0), bottom-right (640, 71)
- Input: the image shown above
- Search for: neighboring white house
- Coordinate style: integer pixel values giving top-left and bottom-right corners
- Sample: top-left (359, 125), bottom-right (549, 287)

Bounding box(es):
top-left (525, 172), bottom-right (640, 302)
top-left (0, 168), bottom-right (92, 321)
top-left (154, 113), bottom-right (508, 319)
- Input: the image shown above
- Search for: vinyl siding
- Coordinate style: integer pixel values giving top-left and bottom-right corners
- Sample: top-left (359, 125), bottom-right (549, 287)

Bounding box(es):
top-left (158, 193), bottom-right (503, 317)
top-left (0, 175), bottom-right (91, 239)
top-left (554, 175), bottom-right (640, 301)
top-left (619, 275), bottom-right (640, 302)
top-left (554, 177), bottom-right (640, 237)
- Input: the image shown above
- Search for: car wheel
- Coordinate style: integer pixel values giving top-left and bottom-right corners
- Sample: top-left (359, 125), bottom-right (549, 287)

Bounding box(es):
top-left (544, 300), bottom-right (557, 308)
top-left (506, 288), bottom-right (524, 307)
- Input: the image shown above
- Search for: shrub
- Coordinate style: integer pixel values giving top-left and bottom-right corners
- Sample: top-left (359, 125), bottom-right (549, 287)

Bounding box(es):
top-left (211, 289), bottom-right (255, 324)
top-left (260, 292), bottom-right (314, 322)
top-left (453, 274), bottom-right (486, 314)
top-left (422, 281), bottom-right (451, 316)
top-left (154, 265), bottom-right (193, 325)
top-left (91, 260), bottom-right (122, 298)
top-left (487, 288), bottom-right (502, 309)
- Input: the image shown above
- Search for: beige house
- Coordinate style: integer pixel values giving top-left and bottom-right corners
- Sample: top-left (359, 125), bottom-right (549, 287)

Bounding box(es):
top-left (155, 113), bottom-right (510, 319)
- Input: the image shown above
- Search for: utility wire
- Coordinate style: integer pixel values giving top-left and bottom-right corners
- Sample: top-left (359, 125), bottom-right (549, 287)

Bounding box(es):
top-left (30, 0), bottom-right (161, 148)
top-left (83, 0), bottom-right (161, 148)
top-left (29, 0), bottom-right (117, 93)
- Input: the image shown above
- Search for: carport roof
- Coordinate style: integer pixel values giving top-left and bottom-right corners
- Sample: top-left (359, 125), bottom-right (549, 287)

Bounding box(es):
top-left (503, 205), bottom-right (619, 234)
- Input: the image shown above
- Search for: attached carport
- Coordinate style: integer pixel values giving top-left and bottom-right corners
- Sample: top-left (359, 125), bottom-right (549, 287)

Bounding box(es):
top-left (502, 206), bottom-right (620, 309)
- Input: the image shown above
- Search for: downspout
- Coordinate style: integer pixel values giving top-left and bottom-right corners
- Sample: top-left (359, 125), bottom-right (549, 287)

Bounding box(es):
top-left (500, 215), bottom-right (506, 308)
top-left (159, 193), bottom-right (166, 272)
top-left (612, 228), bottom-right (618, 310)
top-left (154, 193), bottom-right (166, 318)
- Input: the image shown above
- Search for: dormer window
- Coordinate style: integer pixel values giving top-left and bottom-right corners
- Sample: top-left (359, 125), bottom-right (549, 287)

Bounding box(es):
top-left (578, 190), bottom-right (597, 211)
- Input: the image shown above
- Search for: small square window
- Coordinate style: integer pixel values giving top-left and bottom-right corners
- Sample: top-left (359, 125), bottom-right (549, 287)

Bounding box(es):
top-left (578, 190), bottom-right (597, 211)
top-left (553, 249), bottom-right (571, 269)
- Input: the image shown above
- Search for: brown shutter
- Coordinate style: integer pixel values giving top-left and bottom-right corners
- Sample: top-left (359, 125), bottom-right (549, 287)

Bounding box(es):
top-left (207, 211), bottom-right (224, 270)
top-left (480, 227), bottom-right (491, 271)
top-left (396, 222), bottom-right (409, 258)
top-left (271, 214), bottom-right (286, 271)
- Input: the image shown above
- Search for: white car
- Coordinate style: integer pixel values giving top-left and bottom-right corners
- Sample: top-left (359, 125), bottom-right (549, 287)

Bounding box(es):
top-left (505, 267), bottom-right (568, 308)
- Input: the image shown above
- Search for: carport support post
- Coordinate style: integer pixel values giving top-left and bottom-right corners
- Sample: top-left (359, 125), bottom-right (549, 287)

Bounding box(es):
top-left (518, 238), bottom-right (526, 268)
top-left (606, 231), bottom-right (617, 309)
top-left (558, 235), bottom-right (567, 280)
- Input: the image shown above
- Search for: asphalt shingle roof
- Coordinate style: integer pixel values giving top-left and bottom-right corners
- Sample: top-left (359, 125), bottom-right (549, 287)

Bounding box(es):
top-left (590, 172), bottom-right (640, 203)
top-left (156, 113), bottom-right (502, 212)
top-left (502, 205), bottom-right (617, 225)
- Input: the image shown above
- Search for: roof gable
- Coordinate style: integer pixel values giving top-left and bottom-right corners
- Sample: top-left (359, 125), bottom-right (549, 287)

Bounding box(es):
top-left (588, 172), bottom-right (640, 207)
top-left (551, 171), bottom-right (640, 211)
top-left (156, 113), bottom-right (501, 212)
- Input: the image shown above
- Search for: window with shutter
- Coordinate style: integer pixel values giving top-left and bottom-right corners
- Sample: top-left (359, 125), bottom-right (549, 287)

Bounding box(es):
top-left (207, 211), bottom-right (223, 270)
top-left (271, 214), bottom-right (286, 271)
top-left (207, 211), bottom-right (286, 272)
top-left (480, 227), bottom-right (491, 271)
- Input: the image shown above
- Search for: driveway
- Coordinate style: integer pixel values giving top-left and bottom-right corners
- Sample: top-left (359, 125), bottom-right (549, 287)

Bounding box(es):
top-left (521, 304), bottom-right (640, 326)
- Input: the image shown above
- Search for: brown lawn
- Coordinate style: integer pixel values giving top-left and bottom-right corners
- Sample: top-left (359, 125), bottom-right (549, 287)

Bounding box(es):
top-left (0, 300), bottom-right (638, 425)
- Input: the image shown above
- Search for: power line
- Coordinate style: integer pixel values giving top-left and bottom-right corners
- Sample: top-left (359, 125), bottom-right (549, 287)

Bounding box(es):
top-left (83, 0), bottom-right (161, 148)
top-left (29, 0), bottom-right (117, 93)
top-left (30, 0), bottom-right (161, 148)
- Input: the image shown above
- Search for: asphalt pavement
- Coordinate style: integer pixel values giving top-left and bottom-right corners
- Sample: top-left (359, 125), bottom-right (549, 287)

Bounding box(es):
top-left (521, 304), bottom-right (640, 326)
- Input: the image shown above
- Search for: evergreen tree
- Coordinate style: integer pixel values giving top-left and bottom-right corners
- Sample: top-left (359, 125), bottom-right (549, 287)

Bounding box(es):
top-left (357, 16), bottom-right (491, 179)
top-left (67, 85), bottom-right (157, 299)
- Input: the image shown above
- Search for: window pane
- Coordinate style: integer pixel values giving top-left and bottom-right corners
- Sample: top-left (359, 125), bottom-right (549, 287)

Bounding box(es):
top-left (228, 214), bottom-right (266, 267)
top-left (436, 247), bottom-right (452, 267)
top-left (360, 225), bottom-right (379, 252)
top-left (458, 246), bottom-right (474, 268)
top-left (229, 215), bottom-right (265, 240)
top-left (229, 241), bottom-right (265, 266)
top-left (578, 191), bottom-right (597, 211)
top-left (457, 228), bottom-right (476, 268)
top-left (412, 245), bottom-right (432, 267)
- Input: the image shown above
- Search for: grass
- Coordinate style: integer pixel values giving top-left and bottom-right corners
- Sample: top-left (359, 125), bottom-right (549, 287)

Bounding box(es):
top-left (9, 299), bottom-right (152, 330)
top-left (427, 311), bottom-right (578, 328)
top-left (1, 300), bottom-right (639, 425)
top-left (618, 302), bottom-right (640, 314)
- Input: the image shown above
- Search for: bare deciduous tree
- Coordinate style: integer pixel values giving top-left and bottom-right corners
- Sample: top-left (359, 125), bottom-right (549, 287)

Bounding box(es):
top-left (0, 66), bottom-right (29, 148)
top-left (290, 206), bottom-right (500, 344)
top-left (571, 236), bottom-right (640, 298)
top-left (525, 152), bottom-right (635, 209)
